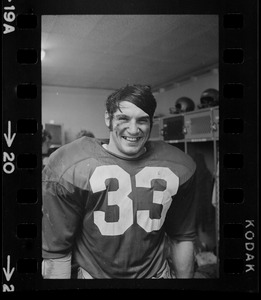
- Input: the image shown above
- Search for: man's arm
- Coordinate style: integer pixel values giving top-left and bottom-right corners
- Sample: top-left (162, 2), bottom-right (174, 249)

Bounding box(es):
top-left (164, 171), bottom-right (197, 278)
top-left (168, 239), bottom-right (195, 278)
top-left (42, 253), bottom-right (72, 279)
top-left (42, 164), bottom-right (84, 279)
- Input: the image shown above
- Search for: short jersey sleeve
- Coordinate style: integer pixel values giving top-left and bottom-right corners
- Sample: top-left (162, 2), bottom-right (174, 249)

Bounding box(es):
top-left (42, 165), bottom-right (86, 259)
top-left (164, 173), bottom-right (197, 241)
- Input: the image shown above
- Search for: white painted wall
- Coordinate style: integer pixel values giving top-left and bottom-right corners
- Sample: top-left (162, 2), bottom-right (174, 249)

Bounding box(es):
top-left (42, 86), bottom-right (112, 142)
top-left (42, 70), bottom-right (218, 143)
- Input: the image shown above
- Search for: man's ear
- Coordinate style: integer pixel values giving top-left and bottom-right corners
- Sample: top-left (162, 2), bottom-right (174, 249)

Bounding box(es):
top-left (105, 111), bottom-right (110, 128)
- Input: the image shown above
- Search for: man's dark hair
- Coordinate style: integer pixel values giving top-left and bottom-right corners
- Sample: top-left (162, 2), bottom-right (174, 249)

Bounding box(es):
top-left (76, 130), bottom-right (95, 139)
top-left (106, 84), bottom-right (157, 129)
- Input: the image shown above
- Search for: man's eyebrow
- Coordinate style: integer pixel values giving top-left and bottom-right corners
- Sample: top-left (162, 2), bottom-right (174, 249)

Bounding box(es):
top-left (115, 114), bottom-right (150, 120)
top-left (138, 116), bottom-right (150, 120)
top-left (115, 114), bottom-right (129, 118)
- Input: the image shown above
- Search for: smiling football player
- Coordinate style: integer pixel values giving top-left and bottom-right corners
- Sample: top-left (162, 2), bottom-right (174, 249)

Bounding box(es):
top-left (42, 84), bottom-right (197, 279)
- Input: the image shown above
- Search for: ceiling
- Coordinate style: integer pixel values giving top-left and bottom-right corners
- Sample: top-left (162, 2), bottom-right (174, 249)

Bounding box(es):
top-left (41, 15), bottom-right (218, 92)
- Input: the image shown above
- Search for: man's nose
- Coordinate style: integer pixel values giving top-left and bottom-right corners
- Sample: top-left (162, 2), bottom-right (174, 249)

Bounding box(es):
top-left (127, 121), bottom-right (139, 134)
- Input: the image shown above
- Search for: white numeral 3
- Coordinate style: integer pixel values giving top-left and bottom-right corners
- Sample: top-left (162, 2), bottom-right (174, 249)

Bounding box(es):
top-left (90, 165), bottom-right (179, 235)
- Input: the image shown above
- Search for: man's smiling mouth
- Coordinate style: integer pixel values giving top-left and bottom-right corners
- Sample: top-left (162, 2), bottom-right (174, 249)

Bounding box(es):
top-left (122, 136), bottom-right (142, 142)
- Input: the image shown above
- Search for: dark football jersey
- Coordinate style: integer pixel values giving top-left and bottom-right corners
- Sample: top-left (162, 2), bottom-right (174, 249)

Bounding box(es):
top-left (42, 137), bottom-right (196, 278)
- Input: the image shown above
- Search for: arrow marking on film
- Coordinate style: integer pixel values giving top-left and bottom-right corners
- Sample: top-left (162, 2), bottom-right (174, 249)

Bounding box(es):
top-left (4, 121), bottom-right (16, 147)
top-left (3, 255), bottom-right (15, 282)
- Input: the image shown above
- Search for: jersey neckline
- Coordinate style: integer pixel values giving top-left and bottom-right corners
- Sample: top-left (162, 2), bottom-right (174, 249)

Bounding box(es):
top-left (99, 140), bottom-right (149, 161)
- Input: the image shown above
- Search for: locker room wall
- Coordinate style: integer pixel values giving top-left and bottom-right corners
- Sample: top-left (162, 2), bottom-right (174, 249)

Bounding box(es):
top-left (154, 70), bottom-right (218, 117)
top-left (42, 70), bottom-right (218, 143)
top-left (42, 86), bottom-right (111, 142)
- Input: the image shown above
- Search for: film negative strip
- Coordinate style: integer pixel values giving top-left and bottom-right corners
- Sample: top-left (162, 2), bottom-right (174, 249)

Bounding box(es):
top-left (2, 0), bottom-right (259, 293)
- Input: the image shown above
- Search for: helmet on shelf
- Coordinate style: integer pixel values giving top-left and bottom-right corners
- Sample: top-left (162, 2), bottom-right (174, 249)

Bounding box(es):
top-left (199, 88), bottom-right (219, 109)
top-left (171, 97), bottom-right (195, 114)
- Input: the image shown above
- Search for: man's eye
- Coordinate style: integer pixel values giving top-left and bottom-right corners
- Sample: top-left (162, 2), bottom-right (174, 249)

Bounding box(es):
top-left (139, 119), bottom-right (149, 124)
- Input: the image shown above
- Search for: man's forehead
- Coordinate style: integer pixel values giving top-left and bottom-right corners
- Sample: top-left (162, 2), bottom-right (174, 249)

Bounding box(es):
top-left (116, 101), bottom-right (149, 116)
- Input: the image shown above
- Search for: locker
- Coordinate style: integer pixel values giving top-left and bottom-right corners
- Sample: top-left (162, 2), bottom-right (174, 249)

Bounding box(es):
top-left (162, 115), bottom-right (185, 141)
top-left (184, 109), bottom-right (213, 140)
top-left (150, 118), bottom-right (163, 141)
top-left (212, 107), bottom-right (219, 139)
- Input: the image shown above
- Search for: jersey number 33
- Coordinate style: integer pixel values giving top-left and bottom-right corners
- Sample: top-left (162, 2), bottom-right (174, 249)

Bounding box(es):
top-left (89, 165), bottom-right (179, 236)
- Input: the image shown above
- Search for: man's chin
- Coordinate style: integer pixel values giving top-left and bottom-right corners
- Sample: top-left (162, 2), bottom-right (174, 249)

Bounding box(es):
top-left (121, 145), bottom-right (144, 158)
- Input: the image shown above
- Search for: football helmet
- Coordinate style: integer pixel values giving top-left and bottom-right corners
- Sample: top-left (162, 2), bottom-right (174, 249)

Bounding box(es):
top-left (172, 97), bottom-right (195, 114)
top-left (199, 88), bottom-right (219, 108)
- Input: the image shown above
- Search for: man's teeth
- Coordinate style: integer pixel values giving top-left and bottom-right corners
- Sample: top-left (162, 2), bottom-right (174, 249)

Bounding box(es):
top-left (123, 137), bottom-right (141, 141)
